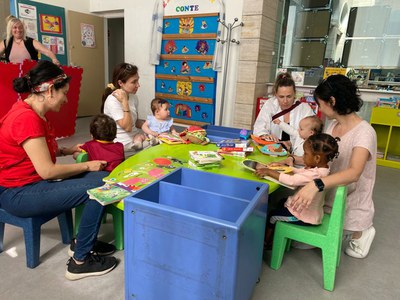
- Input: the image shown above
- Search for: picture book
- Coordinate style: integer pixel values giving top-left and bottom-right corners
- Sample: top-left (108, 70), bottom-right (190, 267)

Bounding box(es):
top-left (88, 156), bottom-right (186, 205)
top-left (215, 139), bottom-right (251, 148)
top-left (87, 184), bottom-right (132, 206)
top-left (188, 160), bottom-right (221, 170)
top-left (189, 151), bottom-right (223, 164)
top-left (158, 132), bottom-right (186, 144)
top-left (242, 159), bottom-right (295, 190)
top-left (251, 135), bottom-right (277, 146)
top-left (217, 149), bottom-right (248, 158)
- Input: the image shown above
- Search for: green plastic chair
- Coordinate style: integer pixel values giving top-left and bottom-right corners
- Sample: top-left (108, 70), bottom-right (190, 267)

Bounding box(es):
top-left (74, 152), bottom-right (124, 250)
top-left (270, 185), bottom-right (348, 291)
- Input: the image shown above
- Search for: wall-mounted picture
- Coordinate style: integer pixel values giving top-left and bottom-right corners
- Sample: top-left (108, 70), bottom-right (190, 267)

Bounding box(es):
top-left (39, 14), bottom-right (62, 34)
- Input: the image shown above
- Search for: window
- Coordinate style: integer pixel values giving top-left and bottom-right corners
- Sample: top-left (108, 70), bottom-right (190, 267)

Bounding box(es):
top-left (277, 0), bottom-right (400, 90)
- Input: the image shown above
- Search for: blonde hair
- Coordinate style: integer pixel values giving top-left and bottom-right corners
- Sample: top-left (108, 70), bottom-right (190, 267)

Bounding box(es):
top-left (5, 15), bottom-right (26, 47)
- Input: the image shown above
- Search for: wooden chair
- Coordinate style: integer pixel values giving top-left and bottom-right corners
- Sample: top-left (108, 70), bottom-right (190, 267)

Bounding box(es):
top-left (270, 186), bottom-right (348, 291)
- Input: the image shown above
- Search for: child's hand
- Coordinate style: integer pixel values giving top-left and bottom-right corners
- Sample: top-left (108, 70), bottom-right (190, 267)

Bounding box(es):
top-left (255, 167), bottom-right (271, 178)
top-left (273, 119), bottom-right (281, 125)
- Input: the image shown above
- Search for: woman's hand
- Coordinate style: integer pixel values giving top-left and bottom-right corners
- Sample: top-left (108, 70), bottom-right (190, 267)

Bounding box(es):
top-left (288, 181), bottom-right (319, 212)
top-left (112, 89), bottom-right (128, 104)
top-left (52, 58), bottom-right (61, 66)
top-left (85, 160), bottom-right (107, 172)
top-left (260, 134), bottom-right (279, 142)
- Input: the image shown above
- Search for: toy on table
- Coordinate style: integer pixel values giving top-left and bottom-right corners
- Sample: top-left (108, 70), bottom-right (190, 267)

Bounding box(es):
top-left (258, 143), bottom-right (287, 156)
top-left (179, 126), bottom-right (210, 145)
top-left (239, 129), bottom-right (251, 140)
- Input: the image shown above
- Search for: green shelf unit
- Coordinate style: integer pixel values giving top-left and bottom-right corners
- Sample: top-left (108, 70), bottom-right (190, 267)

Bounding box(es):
top-left (370, 107), bottom-right (400, 169)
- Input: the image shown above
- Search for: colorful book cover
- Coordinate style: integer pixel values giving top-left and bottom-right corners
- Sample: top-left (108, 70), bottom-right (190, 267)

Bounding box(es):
top-left (219, 147), bottom-right (254, 152)
top-left (189, 151), bottom-right (223, 164)
top-left (87, 184), bottom-right (132, 206)
top-left (88, 156), bottom-right (185, 205)
top-left (215, 139), bottom-right (251, 148)
top-left (158, 132), bottom-right (185, 144)
top-left (217, 150), bottom-right (248, 157)
top-left (241, 159), bottom-right (295, 190)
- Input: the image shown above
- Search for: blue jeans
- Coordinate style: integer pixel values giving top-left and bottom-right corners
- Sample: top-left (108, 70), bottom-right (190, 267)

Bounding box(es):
top-left (0, 171), bottom-right (108, 260)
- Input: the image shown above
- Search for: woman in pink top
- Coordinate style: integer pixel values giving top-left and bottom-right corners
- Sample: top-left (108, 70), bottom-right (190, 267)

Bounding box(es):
top-left (255, 133), bottom-right (339, 248)
top-left (291, 75), bottom-right (377, 259)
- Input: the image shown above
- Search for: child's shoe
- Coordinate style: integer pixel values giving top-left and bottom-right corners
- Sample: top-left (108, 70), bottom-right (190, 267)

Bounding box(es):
top-left (345, 226), bottom-right (376, 258)
top-left (65, 252), bottom-right (117, 280)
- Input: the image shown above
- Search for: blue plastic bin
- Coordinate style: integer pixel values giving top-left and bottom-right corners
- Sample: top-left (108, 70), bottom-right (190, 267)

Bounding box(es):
top-left (124, 168), bottom-right (269, 300)
top-left (202, 125), bottom-right (248, 143)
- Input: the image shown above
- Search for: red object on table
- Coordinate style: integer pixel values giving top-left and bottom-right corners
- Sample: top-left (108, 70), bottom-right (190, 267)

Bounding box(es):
top-left (0, 60), bottom-right (83, 138)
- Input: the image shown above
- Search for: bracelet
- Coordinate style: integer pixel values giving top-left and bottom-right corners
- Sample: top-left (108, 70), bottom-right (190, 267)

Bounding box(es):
top-left (123, 110), bottom-right (130, 112)
top-left (288, 155), bottom-right (295, 164)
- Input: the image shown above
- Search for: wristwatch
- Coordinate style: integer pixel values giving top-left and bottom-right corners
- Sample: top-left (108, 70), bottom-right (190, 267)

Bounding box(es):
top-left (313, 179), bottom-right (325, 192)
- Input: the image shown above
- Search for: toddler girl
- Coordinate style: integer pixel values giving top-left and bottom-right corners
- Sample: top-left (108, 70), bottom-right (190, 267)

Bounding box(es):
top-left (141, 98), bottom-right (178, 146)
top-left (255, 133), bottom-right (339, 247)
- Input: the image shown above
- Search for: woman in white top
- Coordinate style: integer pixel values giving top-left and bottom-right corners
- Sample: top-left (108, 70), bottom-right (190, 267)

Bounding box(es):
top-left (253, 72), bottom-right (314, 146)
top-left (102, 63), bottom-right (146, 153)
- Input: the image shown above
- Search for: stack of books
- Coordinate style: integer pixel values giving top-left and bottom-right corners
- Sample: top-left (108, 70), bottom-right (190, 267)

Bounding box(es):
top-left (188, 151), bottom-right (223, 169)
top-left (215, 139), bottom-right (253, 157)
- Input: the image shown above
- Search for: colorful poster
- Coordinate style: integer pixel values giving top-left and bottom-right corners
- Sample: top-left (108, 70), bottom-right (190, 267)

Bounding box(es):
top-left (80, 23), bottom-right (96, 48)
top-left (323, 67), bottom-right (347, 79)
top-left (39, 14), bottom-right (62, 34)
top-left (23, 18), bottom-right (38, 40)
top-left (18, 3), bottom-right (37, 19)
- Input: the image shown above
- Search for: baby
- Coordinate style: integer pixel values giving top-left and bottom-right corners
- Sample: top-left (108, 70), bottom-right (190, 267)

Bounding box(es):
top-left (140, 98), bottom-right (178, 147)
top-left (78, 114), bottom-right (125, 172)
top-left (274, 115), bottom-right (323, 165)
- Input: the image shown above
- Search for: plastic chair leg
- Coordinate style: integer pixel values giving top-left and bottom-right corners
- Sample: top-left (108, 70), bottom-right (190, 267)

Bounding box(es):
top-left (0, 221), bottom-right (5, 253)
top-left (270, 231), bottom-right (288, 270)
top-left (74, 205), bottom-right (84, 236)
top-left (58, 211), bottom-right (73, 244)
top-left (322, 247), bottom-right (339, 291)
top-left (108, 205), bottom-right (124, 250)
top-left (24, 218), bottom-right (42, 268)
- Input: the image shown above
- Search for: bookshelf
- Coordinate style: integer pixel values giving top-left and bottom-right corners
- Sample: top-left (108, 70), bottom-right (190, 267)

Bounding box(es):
top-left (370, 107), bottom-right (400, 169)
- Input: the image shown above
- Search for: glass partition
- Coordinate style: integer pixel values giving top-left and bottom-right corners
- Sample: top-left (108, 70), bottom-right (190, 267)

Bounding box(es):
top-left (277, 0), bottom-right (400, 91)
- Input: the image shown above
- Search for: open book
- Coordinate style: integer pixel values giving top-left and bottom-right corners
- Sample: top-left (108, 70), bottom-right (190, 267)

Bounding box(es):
top-left (242, 159), bottom-right (296, 190)
top-left (87, 156), bottom-right (186, 205)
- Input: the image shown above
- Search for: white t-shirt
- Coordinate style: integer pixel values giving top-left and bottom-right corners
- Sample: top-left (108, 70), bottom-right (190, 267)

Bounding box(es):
top-left (324, 120), bottom-right (377, 232)
top-left (103, 93), bottom-right (140, 149)
top-left (253, 97), bottom-right (314, 146)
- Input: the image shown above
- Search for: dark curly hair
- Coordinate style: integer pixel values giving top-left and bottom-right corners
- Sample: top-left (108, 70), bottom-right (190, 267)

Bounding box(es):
top-left (13, 60), bottom-right (70, 94)
top-left (314, 74), bottom-right (363, 115)
top-left (90, 114), bottom-right (117, 142)
top-left (305, 133), bottom-right (340, 162)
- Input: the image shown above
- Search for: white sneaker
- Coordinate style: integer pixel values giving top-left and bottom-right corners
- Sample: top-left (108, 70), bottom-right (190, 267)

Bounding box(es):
top-left (345, 226), bottom-right (376, 259)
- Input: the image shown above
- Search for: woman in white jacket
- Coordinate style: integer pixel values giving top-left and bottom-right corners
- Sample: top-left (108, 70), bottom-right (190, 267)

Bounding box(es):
top-left (253, 72), bottom-right (314, 145)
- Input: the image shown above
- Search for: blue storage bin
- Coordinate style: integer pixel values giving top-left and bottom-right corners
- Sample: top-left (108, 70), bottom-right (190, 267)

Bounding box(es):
top-left (203, 125), bottom-right (251, 143)
top-left (124, 168), bottom-right (269, 300)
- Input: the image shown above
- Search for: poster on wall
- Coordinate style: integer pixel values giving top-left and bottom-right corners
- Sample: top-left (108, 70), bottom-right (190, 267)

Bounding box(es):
top-left (155, 0), bottom-right (222, 126)
top-left (39, 14), bottom-right (62, 34)
top-left (80, 23), bottom-right (96, 48)
top-left (23, 18), bottom-right (38, 39)
top-left (18, 3), bottom-right (36, 19)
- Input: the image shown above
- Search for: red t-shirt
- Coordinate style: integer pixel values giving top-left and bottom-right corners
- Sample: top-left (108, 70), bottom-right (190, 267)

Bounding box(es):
top-left (0, 101), bottom-right (57, 187)
top-left (80, 140), bottom-right (124, 172)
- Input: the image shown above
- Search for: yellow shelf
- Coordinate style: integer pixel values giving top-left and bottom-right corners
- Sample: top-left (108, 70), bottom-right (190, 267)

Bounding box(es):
top-left (371, 107), bottom-right (400, 169)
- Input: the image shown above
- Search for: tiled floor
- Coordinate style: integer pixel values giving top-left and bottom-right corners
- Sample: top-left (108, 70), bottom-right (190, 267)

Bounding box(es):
top-left (1, 117), bottom-right (400, 299)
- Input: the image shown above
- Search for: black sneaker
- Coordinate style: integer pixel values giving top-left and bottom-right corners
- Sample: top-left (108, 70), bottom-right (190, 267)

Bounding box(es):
top-left (68, 239), bottom-right (116, 257)
top-left (65, 253), bottom-right (117, 280)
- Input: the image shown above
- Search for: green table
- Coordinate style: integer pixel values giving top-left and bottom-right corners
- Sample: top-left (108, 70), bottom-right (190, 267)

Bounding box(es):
top-left (109, 142), bottom-right (286, 210)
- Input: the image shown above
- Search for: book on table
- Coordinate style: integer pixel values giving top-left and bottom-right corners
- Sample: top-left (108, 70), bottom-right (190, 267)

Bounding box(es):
top-left (215, 139), bottom-right (251, 148)
top-left (241, 159), bottom-right (296, 190)
top-left (87, 156), bottom-right (185, 205)
top-left (189, 151), bottom-right (223, 164)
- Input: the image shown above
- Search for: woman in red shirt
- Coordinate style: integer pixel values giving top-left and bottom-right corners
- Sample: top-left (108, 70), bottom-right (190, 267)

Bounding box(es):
top-left (0, 61), bottom-right (117, 280)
